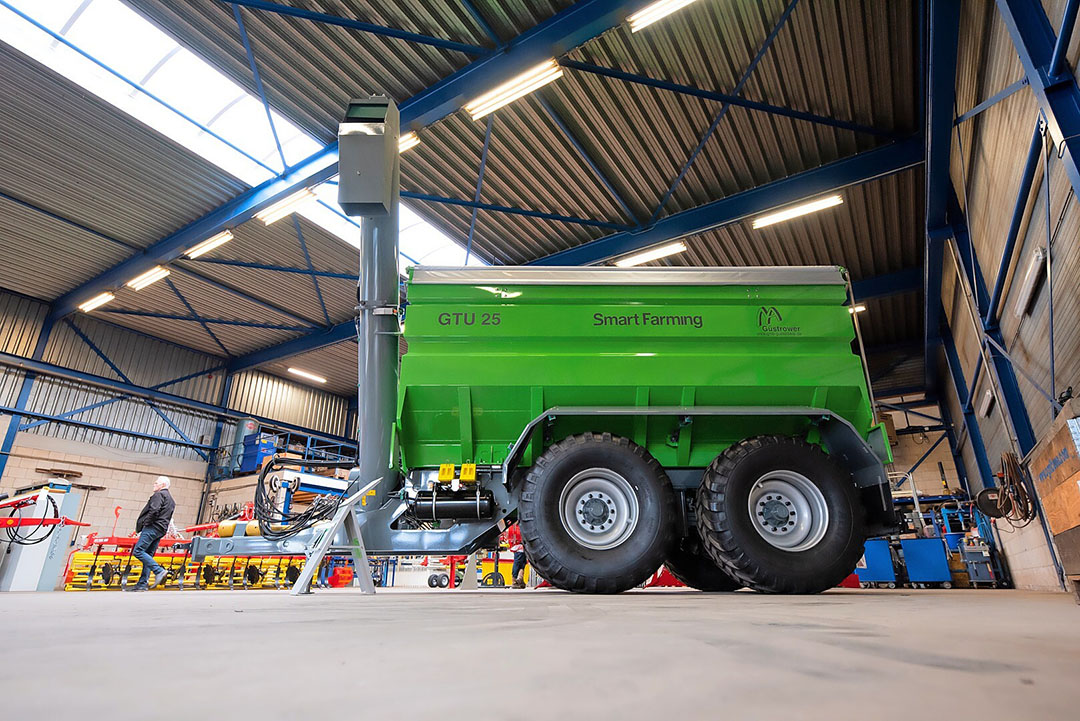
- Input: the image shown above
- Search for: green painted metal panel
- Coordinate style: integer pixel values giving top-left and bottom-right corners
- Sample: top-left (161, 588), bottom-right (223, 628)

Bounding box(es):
top-left (397, 267), bottom-right (874, 471)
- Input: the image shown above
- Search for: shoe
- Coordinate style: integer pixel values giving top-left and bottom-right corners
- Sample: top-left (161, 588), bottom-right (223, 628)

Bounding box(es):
top-left (127, 585), bottom-right (148, 592)
top-left (150, 568), bottom-right (168, 589)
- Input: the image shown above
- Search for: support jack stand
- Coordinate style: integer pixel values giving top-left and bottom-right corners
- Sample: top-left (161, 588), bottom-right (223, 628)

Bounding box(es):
top-left (290, 479), bottom-right (381, 596)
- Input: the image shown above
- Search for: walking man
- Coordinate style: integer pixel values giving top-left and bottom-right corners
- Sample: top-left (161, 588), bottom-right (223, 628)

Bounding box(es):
top-left (129, 476), bottom-right (175, 592)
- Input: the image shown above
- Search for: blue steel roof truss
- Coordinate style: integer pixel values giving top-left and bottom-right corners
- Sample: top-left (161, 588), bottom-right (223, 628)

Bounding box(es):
top-left (61, 318), bottom-right (210, 459)
top-left (19, 0), bottom-right (927, 376)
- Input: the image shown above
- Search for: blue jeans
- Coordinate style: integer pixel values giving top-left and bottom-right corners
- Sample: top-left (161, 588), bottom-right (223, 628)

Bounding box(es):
top-left (132, 529), bottom-right (165, 588)
top-left (512, 551), bottom-right (527, 578)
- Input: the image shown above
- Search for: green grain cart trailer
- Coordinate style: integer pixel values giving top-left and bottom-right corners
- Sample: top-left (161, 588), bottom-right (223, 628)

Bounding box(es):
top-left (394, 265), bottom-right (896, 594)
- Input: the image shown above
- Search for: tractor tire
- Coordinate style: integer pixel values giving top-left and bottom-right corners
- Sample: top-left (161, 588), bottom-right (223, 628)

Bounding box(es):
top-left (519, 432), bottom-right (676, 594)
top-left (437, 573), bottom-right (450, 588)
top-left (665, 534), bottom-right (742, 592)
top-left (696, 436), bottom-right (866, 594)
top-left (427, 574), bottom-right (439, 588)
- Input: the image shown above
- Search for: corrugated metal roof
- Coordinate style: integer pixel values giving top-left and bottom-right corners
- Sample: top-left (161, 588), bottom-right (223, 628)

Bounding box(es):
top-left (261, 339), bottom-right (359, 397)
top-left (124, 0), bottom-right (919, 274)
top-left (4, 0), bottom-right (925, 396)
top-left (125, 0), bottom-right (574, 141)
top-left (0, 41), bottom-right (246, 300)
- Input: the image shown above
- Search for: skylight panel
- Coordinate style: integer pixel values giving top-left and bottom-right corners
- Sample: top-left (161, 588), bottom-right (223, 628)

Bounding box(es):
top-left (141, 49), bottom-right (245, 126)
top-left (0, 0), bottom-right (486, 269)
top-left (62, 0), bottom-right (175, 80)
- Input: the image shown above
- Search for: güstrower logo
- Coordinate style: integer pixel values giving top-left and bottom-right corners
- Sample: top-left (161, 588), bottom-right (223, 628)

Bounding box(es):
top-left (758, 306), bottom-right (801, 335)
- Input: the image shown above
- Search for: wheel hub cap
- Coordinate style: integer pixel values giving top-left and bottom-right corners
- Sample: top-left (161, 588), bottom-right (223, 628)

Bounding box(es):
top-left (559, 468), bottom-right (639, 550)
top-left (747, 470), bottom-right (829, 552)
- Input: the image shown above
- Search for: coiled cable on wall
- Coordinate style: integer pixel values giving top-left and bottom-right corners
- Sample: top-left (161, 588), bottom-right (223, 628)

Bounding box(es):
top-left (3, 494), bottom-right (59, 546)
top-left (998, 451), bottom-right (1036, 528)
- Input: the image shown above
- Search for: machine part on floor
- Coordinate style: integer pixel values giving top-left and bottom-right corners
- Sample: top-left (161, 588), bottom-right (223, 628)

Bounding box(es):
top-left (855, 538), bottom-right (897, 587)
top-left (960, 539), bottom-right (998, 586)
top-left (519, 433), bottom-right (676, 594)
top-left (482, 571), bottom-right (506, 587)
top-left (664, 534), bottom-right (742, 592)
top-left (1, 484), bottom-right (86, 591)
top-left (898, 538), bottom-right (952, 586)
top-left (697, 436), bottom-right (867, 593)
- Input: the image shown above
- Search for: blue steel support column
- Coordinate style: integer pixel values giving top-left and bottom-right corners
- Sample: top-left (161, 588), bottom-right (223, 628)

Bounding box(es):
top-left (940, 321), bottom-right (996, 490)
top-left (1049, 0), bottom-right (1080, 82)
top-left (198, 373), bottom-right (233, 523)
top-left (923, 0), bottom-right (962, 392)
top-left (0, 316), bottom-right (55, 481)
top-left (996, 0), bottom-right (1080, 197)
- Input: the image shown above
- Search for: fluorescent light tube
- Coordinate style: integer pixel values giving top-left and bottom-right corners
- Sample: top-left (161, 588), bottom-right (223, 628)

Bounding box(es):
top-left (1013, 247), bottom-right (1046, 318)
top-left (752, 195), bottom-right (844, 229)
top-left (185, 230), bottom-right (233, 259)
top-left (288, 367), bottom-right (327, 384)
top-left (849, 304), bottom-right (867, 314)
top-left (255, 189), bottom-right (315, 225)
top-left (126, 266), bottom-right (171, 291)
top-left (399, 131), bottom-right (420, 153)
top-left (614, 241), bottom-right (687, 267)
top-left (629, 0), bottom-right (702, 32)
top-left (464, 60), bottom-right (563, 120)
top-left (78, 292), bottom-right (115, 313)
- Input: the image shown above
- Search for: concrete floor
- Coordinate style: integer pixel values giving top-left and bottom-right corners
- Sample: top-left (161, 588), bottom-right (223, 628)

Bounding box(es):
top-left (2, 588), bottom-right (1078, 720)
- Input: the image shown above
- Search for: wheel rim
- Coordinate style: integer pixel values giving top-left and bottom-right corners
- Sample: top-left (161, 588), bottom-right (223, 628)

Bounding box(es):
top-left (747, 470), bottom-right (829, 551)
top-left (558, 468), bottom-right (639, 550)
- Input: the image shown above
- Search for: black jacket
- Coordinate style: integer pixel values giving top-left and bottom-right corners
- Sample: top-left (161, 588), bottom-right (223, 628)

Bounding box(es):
top-left (136, 489), bottom-right (175, 535)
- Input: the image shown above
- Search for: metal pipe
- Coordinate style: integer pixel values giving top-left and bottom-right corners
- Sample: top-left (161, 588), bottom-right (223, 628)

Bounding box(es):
top-left (985, 122), bottom-right (1043, 328)
top-left (355, 113), bottom-right (401, 509)
top-left (1041, 123), bottom-right (1057, 411)
top-left (1049, 0), bottom-right (1080, 80)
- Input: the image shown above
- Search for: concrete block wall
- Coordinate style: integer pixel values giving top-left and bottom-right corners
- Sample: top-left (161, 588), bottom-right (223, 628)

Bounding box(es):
top-left (0, 417), bottom-right (207, 540)
top-left (993, 522), bottom-right (1062, 592)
